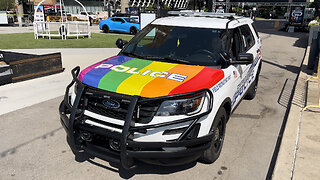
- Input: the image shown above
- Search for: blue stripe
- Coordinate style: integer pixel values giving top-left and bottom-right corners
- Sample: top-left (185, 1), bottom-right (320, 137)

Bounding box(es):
top-left (82, 56), bottom-right (133, 88)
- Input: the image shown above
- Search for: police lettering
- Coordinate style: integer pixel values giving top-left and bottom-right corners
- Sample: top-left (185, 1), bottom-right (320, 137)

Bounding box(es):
top-left (95, 64), bottom-right (188, 82)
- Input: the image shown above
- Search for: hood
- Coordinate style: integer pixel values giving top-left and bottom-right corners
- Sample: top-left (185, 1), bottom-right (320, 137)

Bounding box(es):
top-left (79, 56), bottom-right (224, 98)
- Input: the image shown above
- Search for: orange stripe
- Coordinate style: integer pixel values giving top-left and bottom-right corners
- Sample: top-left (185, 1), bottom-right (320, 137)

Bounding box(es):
top-left (140, 64), bottom-right (205, 98)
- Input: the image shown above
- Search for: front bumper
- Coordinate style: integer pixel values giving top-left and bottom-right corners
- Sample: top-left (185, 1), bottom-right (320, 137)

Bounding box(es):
top-left (59, 66), bottom-right (214, 169)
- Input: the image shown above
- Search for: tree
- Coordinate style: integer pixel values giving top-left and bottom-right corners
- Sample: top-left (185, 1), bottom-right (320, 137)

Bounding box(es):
top-left (0, 0), bottom-right (15, 11)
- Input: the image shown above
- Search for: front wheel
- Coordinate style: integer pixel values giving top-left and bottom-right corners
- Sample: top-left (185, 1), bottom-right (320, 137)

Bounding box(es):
top-left (102, 25), bottom-right (109, 33)
top-left (130, 27), bottom-right (137, 35)
top-left (200, 108), bottom-right (227, 163)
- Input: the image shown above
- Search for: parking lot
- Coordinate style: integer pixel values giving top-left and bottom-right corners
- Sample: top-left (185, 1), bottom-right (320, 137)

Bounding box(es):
top-left (0, 23), bottom-right (308, 179)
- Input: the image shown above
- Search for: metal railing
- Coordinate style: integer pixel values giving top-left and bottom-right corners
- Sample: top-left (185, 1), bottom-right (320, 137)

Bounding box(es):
top-left (33, 21), bottom-right (91, 40)
top-left (303, 56), bottom-right (320, 111)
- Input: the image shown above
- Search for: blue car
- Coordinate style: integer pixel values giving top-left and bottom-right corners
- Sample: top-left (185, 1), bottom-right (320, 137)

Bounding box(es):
top-left (99, 17), bottom-right (140, 35)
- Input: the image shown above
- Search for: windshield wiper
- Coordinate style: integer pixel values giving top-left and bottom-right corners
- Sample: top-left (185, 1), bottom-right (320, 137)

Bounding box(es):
top-left (120, 52), bottom-right (147, 59)
top-left (121, 52), bottom-right (190, 64)
top-left (144, 56), bottom-right (191, 65)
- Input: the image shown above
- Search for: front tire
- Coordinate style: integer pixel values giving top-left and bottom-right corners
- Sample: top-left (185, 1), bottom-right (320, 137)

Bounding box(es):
top-left (200, 108), bottom-right (227, 163)
top-left (102, 25), bottom-right (109, 33)
top-left (130, 27), bottom-right (137, 35)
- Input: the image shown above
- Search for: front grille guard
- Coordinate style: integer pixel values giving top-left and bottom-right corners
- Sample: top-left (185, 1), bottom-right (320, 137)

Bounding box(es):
top-left (65, 66), bottom-right (214, 169)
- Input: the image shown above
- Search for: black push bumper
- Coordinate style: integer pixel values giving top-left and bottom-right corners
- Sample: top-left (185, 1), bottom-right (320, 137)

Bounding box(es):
top-left (59, 66), bottom-right (214, 169)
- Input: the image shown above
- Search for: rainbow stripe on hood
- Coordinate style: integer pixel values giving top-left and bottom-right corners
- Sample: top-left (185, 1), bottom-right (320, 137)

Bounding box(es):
top-left (79, 56), bottom-right (224, 98)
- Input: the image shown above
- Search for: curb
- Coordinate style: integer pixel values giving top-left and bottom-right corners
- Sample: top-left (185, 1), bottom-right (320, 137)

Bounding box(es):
top-left (272, 46), bottom-right (312, 179)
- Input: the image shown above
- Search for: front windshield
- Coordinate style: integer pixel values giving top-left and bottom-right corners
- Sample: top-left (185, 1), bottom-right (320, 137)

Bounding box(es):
top-left (122, 24), bottom-right (228, 66)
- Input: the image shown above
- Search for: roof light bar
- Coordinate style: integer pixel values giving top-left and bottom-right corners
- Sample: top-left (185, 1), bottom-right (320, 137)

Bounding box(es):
top-left (168, 11), bottom-right (236, 19)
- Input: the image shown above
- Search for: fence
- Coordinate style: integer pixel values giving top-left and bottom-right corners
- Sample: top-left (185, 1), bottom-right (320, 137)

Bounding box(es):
top-left (33, 21), bottom-right (91, 40)
top-left (303, 56), bottom-right (320, 111)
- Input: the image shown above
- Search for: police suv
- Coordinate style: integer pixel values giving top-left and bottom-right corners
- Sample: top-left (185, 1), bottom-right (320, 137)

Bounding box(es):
top-left (59, 11), bottom-right (262, 169)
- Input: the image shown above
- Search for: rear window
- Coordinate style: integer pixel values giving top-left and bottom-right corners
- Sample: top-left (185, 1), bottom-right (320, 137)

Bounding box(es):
top-left (239, 25), bottom-right (255, 51)
top-left (251, 23), bottom-right (259, 39)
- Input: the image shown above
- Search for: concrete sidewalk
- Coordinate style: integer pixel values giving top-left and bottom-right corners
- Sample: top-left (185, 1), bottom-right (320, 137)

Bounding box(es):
top-left (0, 48), bottom-right (120, 115)
top-left (273, 47), bottom-right (320, 179)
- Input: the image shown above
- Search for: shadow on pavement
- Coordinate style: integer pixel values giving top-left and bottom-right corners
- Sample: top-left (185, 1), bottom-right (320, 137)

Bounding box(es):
top-left (262, 59), bottom-right (302, 74)
top-left (73, 152), bottom-right (197, 179)
top-left (117, 161), bottom-right (196, 179)
top-left (0, 127), bottom-right (63, 159)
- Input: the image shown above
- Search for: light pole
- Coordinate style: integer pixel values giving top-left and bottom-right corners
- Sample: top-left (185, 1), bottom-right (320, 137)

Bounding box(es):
top-left (226, 0), bottom-right (229, 13)
top-left (15, 0), bottom-right (23, 27)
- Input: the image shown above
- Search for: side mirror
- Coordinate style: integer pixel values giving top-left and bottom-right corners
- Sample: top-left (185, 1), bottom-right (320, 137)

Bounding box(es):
top-left (116, 38), bottom-right (128, 49)
top-left (231, 53), bottom-right (254, 65)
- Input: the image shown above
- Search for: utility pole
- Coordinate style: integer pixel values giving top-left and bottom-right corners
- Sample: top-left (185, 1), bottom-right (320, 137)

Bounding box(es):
top-left (212, 0), bottom-right (216, 12)
top-left (15, 0), bottom-right (24, 27)
top-left (287, 0), bottom-right (292, 21)
top-left (226, 0), bottom-right (230, 13)
top-left (315, 0), bottom-right (319, 19)
top-left (121, 0), bottom-right (128, 13)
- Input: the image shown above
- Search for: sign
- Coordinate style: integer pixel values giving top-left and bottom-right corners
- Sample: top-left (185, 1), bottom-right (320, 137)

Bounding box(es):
top-left (34, 5), bottom-right (45, 30)
top-left (0, 11), bottom-right (8, 25)
top-left (34, 5), bottom-right (45, 22)
top-left (215, 5), bottom-right (226, 13)
top-left (289, 6), bottom-right (305, 25)
top-left (140, 13), bottom-right (156, 29)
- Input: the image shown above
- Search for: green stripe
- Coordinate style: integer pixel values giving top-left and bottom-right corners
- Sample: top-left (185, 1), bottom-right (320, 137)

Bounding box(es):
top-left (97, 58), bottom-right (153, 92)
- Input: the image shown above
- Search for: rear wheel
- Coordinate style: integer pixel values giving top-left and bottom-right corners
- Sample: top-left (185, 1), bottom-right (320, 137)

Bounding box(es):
top-left (200, 108), bottom-right (227, 163)
top-left (130, 27), bottom-right (137, 35)
top-left (244, 77), bottom-right (258, 100)
top-left (245, 64), bottom-right (261, 100)
top-left (102, 25), bottom-right (109, 33)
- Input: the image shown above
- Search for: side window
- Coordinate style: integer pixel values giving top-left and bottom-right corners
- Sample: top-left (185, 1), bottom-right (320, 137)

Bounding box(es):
top-left (239, 25), bottom-right (255, 51)
top-left (115, 18), bottom-right (125, 23)
top-left (113, 18), bottom-right (120, 22)
top-left (251, 23), bottom-right (259, 39)
top-left (231, 28), bottom-right (245, 57)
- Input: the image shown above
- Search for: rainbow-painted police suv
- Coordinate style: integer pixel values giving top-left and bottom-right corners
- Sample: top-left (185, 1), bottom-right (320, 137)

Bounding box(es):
top-left (59, 12), bottom-right (262, 169)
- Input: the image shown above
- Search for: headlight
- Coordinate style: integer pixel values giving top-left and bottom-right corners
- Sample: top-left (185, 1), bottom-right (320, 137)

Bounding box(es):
top-left (155, 94), bottom-right (205, 116)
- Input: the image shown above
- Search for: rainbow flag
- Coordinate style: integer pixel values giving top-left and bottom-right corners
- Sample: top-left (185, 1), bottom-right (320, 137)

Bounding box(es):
top-left (79, 56), bottom-right (224, 98)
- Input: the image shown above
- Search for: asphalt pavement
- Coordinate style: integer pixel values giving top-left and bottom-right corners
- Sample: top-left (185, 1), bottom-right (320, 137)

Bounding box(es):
top-left (272, 47), bottom-right (320, 180)
top-left (0, 21), bottom-right (313, 179)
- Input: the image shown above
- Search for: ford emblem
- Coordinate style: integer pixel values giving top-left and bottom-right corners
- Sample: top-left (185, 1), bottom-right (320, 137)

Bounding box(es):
top-left (102, 99), bottom-right (120, 109)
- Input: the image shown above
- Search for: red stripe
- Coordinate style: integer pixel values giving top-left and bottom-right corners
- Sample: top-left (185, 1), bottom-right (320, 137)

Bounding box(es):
top-left (169, 67), bottom-right (224, 95)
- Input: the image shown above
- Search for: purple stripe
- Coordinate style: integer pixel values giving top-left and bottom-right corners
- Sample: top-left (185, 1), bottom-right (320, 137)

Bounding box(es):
top-left (79, 56), bottom-right (116, 82)
top-left (81, 56), bottom-right (133, 88)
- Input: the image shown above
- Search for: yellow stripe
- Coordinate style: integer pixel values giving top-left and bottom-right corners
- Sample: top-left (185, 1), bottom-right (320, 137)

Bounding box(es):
top-left (116, 61), bottom-right (177, 96)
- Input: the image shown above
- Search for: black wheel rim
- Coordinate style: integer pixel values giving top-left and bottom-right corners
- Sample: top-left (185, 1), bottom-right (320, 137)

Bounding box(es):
top-left (131, 28), bottom-right (136, 35)
top-left (213, 115), bottom-right (225, 153)
top-left (254, 78), bottom-right (258, 92)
